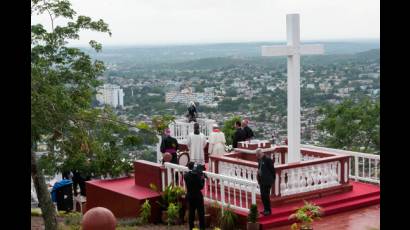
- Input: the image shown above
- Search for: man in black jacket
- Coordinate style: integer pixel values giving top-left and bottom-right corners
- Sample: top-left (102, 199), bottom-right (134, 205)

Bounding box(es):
top-left (184, 162), bottom-right (205, 230)
top-left (256, 148), bottom-right (275, 216)
top-left (242, 119), bottom-right (254, 141)
top-left (232, 121), bottom-right (247, 148)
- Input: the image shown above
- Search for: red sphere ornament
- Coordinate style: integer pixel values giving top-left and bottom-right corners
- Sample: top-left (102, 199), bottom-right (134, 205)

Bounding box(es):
top-left (82, 207), bottom-right (116, 230)
top-left (163, 152), bottom-right (172, 162)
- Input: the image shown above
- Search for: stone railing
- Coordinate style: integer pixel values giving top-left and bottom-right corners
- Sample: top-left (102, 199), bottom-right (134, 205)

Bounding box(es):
top-left (301, 145), bottom-right (380, 184)
top-left (163, 162), bottom-right (258, 212)
top-left (209, 146), bottom-right (350, 198)
top-left (168, 118), bottom-right (216, 143)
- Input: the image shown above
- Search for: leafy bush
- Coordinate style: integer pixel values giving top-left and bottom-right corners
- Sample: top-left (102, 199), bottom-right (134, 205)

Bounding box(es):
top-left (63, 212), bottom-right (82, 226)
top-left (289, 201), bottom-right (323, 230)
top-left (167, 202), bottom-right (180, 226)
top-left (248, 204), bottom-right (259, 223)
top-left (158, 185), bottom-right (185, 209)
top-left (220, 206), bottom-right (237, 230)
top-left (222, 116), bottom-right (242, 146)
top-left (138, 199), bottom-right (151, 224)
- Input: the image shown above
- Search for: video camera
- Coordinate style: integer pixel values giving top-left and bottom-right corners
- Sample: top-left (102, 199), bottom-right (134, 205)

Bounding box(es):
top-left (188, 163), bottom-right (207, 179)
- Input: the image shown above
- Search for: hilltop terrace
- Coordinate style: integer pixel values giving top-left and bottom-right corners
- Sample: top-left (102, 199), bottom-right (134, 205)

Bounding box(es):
top-left (85, 118), bottom-right (380, 229)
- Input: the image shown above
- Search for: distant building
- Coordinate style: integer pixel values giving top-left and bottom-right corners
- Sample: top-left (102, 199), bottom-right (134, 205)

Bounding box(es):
top-left (165, 87), bottom-right (215, 106)
top-left (96, 84), bottom-right (124, 108)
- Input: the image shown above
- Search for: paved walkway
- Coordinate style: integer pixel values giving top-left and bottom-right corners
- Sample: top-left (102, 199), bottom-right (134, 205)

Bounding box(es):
top-left (271, 204), bottom-right (380, 230)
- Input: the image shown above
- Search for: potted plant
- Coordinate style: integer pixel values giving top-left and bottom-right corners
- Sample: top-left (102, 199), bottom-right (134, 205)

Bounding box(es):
top-left (247, 204), bottom-right (260, 230)
top-left (138, 199), bottom-right (151, 224)
top-left (156, 185), bottom-right (186, 223)
top-left (220, 206), bottom-right (237, 230)
top-left (167, 202), bottom-right (181, 226)
top-left (206, 201), bottom-right (222, 227)
top-left (288, 201), bottom-right (323, 230)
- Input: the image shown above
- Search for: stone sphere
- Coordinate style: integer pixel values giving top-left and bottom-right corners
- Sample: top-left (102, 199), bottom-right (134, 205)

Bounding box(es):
top-left (82, 207), bottom-right (116, 230)
top-left (163, 152), bottom-right (172, 162)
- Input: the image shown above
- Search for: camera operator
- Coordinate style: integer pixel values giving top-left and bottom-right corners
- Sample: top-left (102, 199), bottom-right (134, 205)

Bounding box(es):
top-left (184, 162), bottom-right (206, 230)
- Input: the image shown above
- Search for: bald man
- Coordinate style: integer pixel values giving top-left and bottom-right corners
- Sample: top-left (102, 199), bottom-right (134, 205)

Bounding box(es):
top-left (242, 119), bottom-right (254, 141)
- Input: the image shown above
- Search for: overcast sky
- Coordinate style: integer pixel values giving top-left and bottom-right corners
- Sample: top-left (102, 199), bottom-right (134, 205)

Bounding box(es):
top-left (32, 0), bottom-right (380, 46)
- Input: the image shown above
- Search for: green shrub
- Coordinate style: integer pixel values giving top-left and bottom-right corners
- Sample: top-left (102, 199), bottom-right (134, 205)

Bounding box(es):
top-left (247, 204), bottom-right (259, 223)
top-left (167, 202), bottom-right (180, 226)
top-left (220, 206), bottom-right (237, 230)
top-left (63, 212), bottom-right (82, 226)
top-left (139, 199), bottom-right (151, 224)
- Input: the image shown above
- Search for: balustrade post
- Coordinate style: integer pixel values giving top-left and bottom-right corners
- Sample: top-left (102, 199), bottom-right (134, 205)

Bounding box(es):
top-left (167, 166), bottom-right (172, 186)
top-left (251, 185), bottom-right (256, 206)
top-left (354, 156), bottom-right (359, 181)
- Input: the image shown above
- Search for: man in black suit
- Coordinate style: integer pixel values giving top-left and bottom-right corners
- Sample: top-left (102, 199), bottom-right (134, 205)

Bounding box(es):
top-left (184, 162), bottom-right (206, 230)
top-left (256, 148), bottom-right (275, 216)
top-left (232, 121), bottom-right (247, 148)
top-left (242, 119), bottom-right (254, 141)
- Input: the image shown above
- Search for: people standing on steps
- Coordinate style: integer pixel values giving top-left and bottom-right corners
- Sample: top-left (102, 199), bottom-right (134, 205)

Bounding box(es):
top-left (256, 148), bottom-right (276, 216)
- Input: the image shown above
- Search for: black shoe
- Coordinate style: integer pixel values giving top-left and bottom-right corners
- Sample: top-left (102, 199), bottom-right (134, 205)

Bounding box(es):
top-left (259, 211), bottom-right (265, 215)
top-left (263, 211), bottom-right (271, 216)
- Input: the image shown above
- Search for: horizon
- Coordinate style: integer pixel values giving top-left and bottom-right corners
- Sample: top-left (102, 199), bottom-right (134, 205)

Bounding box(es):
top-left (75, 38), bottom-right (380, 49)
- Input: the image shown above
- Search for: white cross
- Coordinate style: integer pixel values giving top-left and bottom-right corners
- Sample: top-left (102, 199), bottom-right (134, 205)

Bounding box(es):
top-left (261, 14), bottom-right (324, 163)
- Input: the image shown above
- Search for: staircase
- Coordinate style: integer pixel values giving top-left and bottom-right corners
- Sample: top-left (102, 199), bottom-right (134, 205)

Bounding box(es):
top-left (257, 181), bottom-right (380, 229)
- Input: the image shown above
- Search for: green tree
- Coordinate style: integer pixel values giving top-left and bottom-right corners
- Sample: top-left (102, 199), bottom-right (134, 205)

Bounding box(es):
top-left (31, 1), bottom-right (137, 229)
top-left (222, 116), bottom-right (242, 146)
top-left (318, 97), bottom-right (379, 153)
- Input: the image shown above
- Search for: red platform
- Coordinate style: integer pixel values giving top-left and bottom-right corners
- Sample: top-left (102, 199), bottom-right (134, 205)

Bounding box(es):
top-left (86, 177), bottom-right (162, 223)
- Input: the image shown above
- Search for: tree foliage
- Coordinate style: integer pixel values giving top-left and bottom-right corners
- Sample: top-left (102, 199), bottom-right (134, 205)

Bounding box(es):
top-left (31, 1), bottom-right (144, 228)
top-left (222, 116), bottom-right (242, 146)
top-left (318, 97), bottom-right (379, 153)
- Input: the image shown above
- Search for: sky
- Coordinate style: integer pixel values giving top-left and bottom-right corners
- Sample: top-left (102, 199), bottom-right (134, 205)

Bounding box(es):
top-left (31, 0), bottom-right (380, 46)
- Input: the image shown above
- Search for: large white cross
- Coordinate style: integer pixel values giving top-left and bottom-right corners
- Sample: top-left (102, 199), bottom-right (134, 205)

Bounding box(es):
top-left (261, 14), bottom-right (324, 163)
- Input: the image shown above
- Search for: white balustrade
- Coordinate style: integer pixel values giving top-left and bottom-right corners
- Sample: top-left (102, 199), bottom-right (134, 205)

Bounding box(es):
top-left (280, 160), bottom-right (341, 196)
top-left (169, 118), bottom-right (216, 144)
top-left (163, 162), bottom-right (258, 212)
top-left (301, 145), bottom-right (380, 184)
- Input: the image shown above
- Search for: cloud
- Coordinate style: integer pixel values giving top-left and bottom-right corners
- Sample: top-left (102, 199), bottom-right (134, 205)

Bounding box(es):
top-left (31, 0), bottom-right (379, 45)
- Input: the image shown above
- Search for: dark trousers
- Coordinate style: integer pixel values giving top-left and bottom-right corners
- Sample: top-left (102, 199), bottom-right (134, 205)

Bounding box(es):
top-left (260, 184), bottom-right (272, 212)
top-left (171, 153), bottom-right (179, 184)
top-left (188, 195), bottom-right (205, 230)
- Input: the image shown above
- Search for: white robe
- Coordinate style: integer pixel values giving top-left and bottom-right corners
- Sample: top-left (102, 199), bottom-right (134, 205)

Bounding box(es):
top-left (187, 132), bottom-right (207, 165)
top-left (208, 131), bottom-right (226, 155)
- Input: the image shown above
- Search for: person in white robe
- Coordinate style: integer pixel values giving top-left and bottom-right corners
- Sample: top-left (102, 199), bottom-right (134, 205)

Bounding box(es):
top-left (208, 124), bottom-right (226, 156)
top-left (187, 122), bottom-right (207, 165)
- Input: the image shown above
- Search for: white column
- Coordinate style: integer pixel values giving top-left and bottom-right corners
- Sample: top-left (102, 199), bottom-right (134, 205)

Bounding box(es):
top-left (287, 14), bottom-right (301, 163)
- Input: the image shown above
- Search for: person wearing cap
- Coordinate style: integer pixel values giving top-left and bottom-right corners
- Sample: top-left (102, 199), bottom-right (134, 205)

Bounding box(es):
top-left (242, 119), bottom-right (254, 141)
top-left (160, 128), bottom-right (179, 164)
top-left (208, 124), bottom-right (226, 155)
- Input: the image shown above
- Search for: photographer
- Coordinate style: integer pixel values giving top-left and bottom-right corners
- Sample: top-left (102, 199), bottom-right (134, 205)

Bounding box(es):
top-left (184, 162), bottom-right (206, 230)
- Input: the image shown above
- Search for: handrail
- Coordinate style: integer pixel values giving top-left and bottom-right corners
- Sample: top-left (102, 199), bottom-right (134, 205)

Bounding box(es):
top-left (163, 162), bottom-right (257, 212)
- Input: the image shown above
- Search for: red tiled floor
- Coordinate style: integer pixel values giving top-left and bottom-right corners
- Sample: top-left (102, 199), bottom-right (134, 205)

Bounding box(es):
top-left (269, 204), bottom-right (380, 230)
